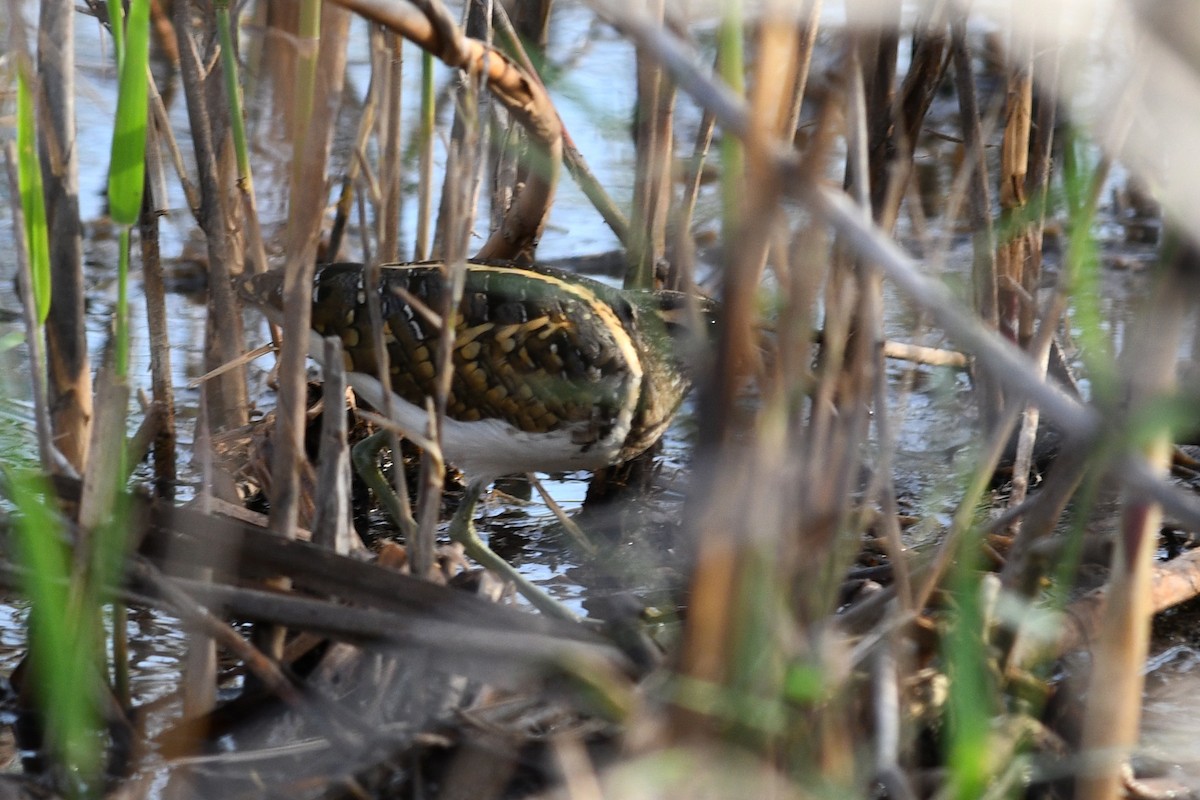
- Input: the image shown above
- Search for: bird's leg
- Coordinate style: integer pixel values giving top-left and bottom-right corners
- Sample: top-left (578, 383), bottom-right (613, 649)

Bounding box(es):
top-left (353, 448), bottom-right (580, 623)
top-left (449, 479), bottom-right (581, 624)
top-left (352, 429), bottom-right (414, 536)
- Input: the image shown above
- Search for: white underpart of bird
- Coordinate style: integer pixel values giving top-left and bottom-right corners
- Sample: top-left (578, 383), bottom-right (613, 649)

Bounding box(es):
top-left (306, 324), bottom-right (644, 485)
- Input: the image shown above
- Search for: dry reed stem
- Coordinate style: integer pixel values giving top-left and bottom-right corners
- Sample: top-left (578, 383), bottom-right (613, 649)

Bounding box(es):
top-left (259, 2), bottom-right (349, 664)
top-left (312, 337), bottom-right (355, 554)
top-left (38, 0), bottom-right (93, 474)
top-left (172, 0), bottom-right (249, 434)
top-left (326, 70), bottom-right (378, 261)
top-left (629, 0), bottom-right (673, 288)
top-left (1074, 238), bottom-right (1192, 799)
top-left (950, 16), bottom-right (1002, 434)
top-left (378, 32), bottom-right (404, 263)
top-left (139, 120), bottom-right (178, 500)
top-left (411, 54), bottom-right (484, 574)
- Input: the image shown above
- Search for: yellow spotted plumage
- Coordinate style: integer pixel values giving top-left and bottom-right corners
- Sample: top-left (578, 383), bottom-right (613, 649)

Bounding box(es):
top-left (240, 260), bottom-right (699, 484)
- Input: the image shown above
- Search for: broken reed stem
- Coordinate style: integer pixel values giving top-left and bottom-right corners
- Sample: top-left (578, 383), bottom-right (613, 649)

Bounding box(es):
top-left (313, 336), bottom-right (355, 554)
top-left (326, 51), bottom-right (379, 261)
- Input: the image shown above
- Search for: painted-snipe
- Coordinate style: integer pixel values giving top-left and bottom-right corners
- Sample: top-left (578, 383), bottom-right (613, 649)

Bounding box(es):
top-left (241, 261), bottom-right (705, 608)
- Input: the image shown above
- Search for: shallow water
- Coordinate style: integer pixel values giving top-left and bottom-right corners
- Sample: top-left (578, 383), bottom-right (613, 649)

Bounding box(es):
top-left (0, 4), bottom-right (1193, 793)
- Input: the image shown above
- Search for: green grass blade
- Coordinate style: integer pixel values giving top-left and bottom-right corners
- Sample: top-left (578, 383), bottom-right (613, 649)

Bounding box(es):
top-left (16, 70), bottom-right (51, 324)
top-left (6, 469), bottom-right (101, 780)
top-left (107, 0), bottom-right (151, 225)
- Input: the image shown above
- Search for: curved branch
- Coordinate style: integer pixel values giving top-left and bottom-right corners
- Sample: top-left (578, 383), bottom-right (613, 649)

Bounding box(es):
top-left (323, 0), bottom-right (563, 259)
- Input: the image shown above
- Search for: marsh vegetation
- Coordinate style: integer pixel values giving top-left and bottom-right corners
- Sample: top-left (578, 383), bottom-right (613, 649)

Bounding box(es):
top-left (4, 0), bottom-right (1200, 798)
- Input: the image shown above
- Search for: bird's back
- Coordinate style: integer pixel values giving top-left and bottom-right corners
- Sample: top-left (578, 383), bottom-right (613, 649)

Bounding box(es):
top-left (243, 261), bottom-right (682, 479)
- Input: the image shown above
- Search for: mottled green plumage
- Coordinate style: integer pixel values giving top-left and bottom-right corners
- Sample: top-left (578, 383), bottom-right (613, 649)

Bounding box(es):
top-left (241, 260), bottom-right (700, 481)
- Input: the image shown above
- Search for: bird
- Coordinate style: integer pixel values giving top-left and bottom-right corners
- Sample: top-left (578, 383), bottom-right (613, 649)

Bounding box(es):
top-left (239, 260), bottom-right (707, 613)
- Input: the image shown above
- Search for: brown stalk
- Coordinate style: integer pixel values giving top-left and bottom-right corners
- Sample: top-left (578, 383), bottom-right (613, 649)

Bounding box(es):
top-left (261, 3), bottom-right (350, 663)
top-left (845, 0), bottom-right (899, 221)
top-left (996, 26), bottom-right (1033, 346)
top-left (1074, 233), bottom-right (1194, 799)
top-left (148, 74), bottom-right (200, 211)
top-left (312, 337), bottom-right (355, 554)
top-left (993, 29), bottom-right (1041, 513)
top-left (1007, 31), bottom-right (1062, 505)
top-left (669, 7), bottom-right (817, 741)
top-left (818, 39), bottom-right (889, 613)
top-left (413, 73), bottom-right (482, 574)
top-left (628, 0), bottom-right (674, 289)
top-left (950, 14), bottom-right (1001, 434)
top-left (378, 32), bottom-right (404, 263)
top-left (37, 0), bottom-right (93, 474)
top-left (172, 0), bottom-right (249, 434)
top-left (140, 117), bottom-right (177, 500)
top-left (326, 55), bottom-right (379, 261)
top-left (180, 390), bottom-right (218, 720)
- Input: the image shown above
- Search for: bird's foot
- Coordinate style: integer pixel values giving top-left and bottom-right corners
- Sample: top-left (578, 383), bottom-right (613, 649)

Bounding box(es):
top-left (351, 429), bottom-right (416, 537)
top-left (449, 480), bottom-right (581, 624)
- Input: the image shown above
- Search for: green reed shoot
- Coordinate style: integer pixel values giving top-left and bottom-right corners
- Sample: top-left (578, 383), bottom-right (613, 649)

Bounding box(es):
top-left (13, 55), bottom-right (103, 787)
top-left (416, 48), bottom-right (436, 260)
top-left (1060, 128), bottom-right (1112, 402)
top-left (216, 0), bottom-right (253, 194)
top-left (102, 0), bottom-right (151, 723)
top-left (8, 469), bottom-right (102, 787)
top-left (107, 0), bottom-right (150, 379)
top-left (942, 528), bottom-right (997, 799)
top-left (16, 68), bottom-right (51, 324)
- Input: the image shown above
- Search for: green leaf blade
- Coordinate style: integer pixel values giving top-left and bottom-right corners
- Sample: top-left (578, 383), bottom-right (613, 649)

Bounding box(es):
top-left (107, 0), bottom-right (151, 225)
top-left (16, 70), bottom-right (52, 324)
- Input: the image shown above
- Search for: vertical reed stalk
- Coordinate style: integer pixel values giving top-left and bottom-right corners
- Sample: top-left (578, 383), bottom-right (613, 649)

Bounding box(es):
top-left (378, 33), bottom-right (403, 263)
top-left (172, 0), bottom-right (249, 432)
top-left (38, 0), bottom-right (92, 473)
top-left (628, 0), bottom-right (673, 290)
top-left (140, 119), bottom-right (177, 499)
top-left (215, 0), bottom-right (269, 274)
top-left (263, 0), bottom-right (350, 659)
top-left (415, 49), bottom-right (436, 260)
top-left (996, 35), bottom-right (1033, 346)
top-left (1075, 231), bottom-right (1193, 799)
top-left (949, 14), bottom-right (1000, 432)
